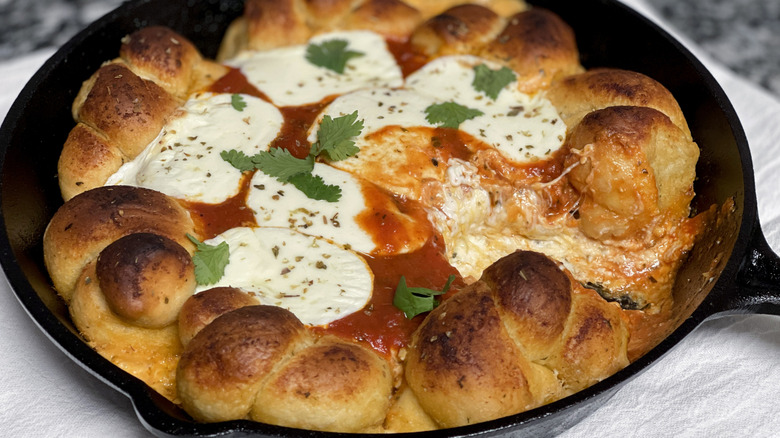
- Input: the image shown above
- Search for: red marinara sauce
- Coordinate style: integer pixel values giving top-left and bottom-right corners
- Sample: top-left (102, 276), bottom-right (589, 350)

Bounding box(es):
top-left (315, 234), bottom-right (463, 358)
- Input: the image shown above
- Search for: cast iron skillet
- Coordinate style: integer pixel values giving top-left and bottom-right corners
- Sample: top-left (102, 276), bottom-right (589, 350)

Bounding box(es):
top-left (1, 0), bottom-right (779, 436)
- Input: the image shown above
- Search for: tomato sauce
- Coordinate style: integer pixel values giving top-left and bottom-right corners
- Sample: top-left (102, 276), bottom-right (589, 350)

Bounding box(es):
top-left (185, 174), bottom-right (257, 239)
top-left (315, 233), bottom-right (463, 357)
top-left (386, 38), bottom-right (429, 78)
top-left (208, 67), bottom-right (267, 100)
top-left (270, 103), bottom-right (330, 159)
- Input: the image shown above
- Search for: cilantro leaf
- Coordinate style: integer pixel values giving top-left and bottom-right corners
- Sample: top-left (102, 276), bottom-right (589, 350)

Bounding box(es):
top-left (425, 102), bottom-right (484, 129)
top-left (393, 274), bottom-right (456, 319)
top-left (472, 64), bottom-right (516, 100)
top-left (312, 111), bottom-right (363, 161)
top-left (220, 149), bottom-right (256, 172)
top-left (288, 172), bottom-right (342, 202)
top-left (186, 234), bottom-right (230, 285)
top-left (305, 39), bottom-right (364, 74)
top-left (231, 94), bottom-right (247, 111)
top-left (253, 148), bottom-right (315, 182)
top-left (220, 112), bottom-right (362, 203)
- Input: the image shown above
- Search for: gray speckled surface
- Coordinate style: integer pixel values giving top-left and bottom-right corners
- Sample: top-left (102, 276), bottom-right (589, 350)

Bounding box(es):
top-left (0, 0), bottom-right (778, 98)
top-left (650, 0), bottom-right (780, 97)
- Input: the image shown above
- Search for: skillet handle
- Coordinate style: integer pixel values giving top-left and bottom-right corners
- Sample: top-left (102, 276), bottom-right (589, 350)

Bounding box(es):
top-left (713, 225), bottom-right (780, 316)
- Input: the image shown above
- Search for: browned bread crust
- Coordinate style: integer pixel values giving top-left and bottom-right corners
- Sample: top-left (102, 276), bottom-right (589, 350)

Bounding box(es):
top-left (405, 251), bottom-right (628, 427)
top-left (96, 233), bottom-right (195, 328)
top-left (219, 0), bottom-right (526, 59)
top-left (411, 6), bottom-right (582, 93)
top-left (177, 304), bottom-right (394, 431)
top-left (59, 27), bottom-right (228, 201)
top-left (43, 185), bottom-right (196, 301)
top-left (564, 106), bottom-right (698, 241)
top-left (177, 286), bottom-right (260, 346)
top-left (547, 68), bottom-right (692, 138)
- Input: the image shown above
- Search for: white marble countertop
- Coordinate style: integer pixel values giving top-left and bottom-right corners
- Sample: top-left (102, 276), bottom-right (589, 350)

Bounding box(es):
top-left (0, 1), bottom-right (778, 437)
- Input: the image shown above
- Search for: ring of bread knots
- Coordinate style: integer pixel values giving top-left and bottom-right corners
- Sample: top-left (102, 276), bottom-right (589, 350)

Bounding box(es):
top-left (43, 0), bottom-right (705, 433)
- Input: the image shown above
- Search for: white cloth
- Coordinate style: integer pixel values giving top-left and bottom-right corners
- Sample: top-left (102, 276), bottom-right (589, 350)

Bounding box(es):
top-left (0, 1), bottom-right (777, 436)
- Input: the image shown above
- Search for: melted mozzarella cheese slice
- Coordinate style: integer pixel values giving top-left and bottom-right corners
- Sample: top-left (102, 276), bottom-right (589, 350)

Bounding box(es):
top-left (247, 162), bottom-right (430, 255)
top-left (197, 227), bottom-right (373, 326)
top-left (247, 163), bottom-right (376, 253)
top-left (405, 55), bottom-right (566, 164)
top-left (107, 92), bottom-right (282, 204)
top-left (227, 30), bottom-right (403, 107)
top-left (307, 88), bottom-right (444, 199)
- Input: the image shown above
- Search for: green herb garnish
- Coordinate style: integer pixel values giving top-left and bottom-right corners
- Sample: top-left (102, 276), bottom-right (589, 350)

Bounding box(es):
top-left (425, 102), bottom-right (484, 129)
top-left (186, 234), bottom-right (230, 285)
top-left (393, 274), bottom-right (456, 319)
top-left (221, 111), bottom-right (363, 202)
top-left (231, 94), bottom-right (247, 111)
top-left (311, 111), bottom-right (364, 160)
top-left (288, 172), bottom-right (342, 202)
top-left (305, 39), bottom-right (364, 74)
top-left (472, 64), bottom-right (516, 100)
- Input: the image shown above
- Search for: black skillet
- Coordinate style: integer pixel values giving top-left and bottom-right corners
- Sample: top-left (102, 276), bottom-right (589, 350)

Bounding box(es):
top-left (1, 0), bottom-right (779, 436)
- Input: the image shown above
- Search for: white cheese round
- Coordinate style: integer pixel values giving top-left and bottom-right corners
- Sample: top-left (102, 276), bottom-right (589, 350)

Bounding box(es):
top-left (307, 87), bottom-right (437, 149)
top-left (405, 55), bottom-right (567, 164)
top-left (106, 92), bottom-right (283, 204)
top-left (227, 30), bottom-right (404, 107)
top-left (247, 163), bottom-right (377, 253)
top-left (197, 227), bottom-right (373, 326)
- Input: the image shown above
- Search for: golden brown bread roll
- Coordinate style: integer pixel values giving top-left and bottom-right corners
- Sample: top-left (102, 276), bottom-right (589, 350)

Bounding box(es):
top-left (177, 305), bottom-right (394, 432)
top-left (58, 123), bottom-right (125, 201)
top-left (95, 232), bottom-right (195, 328)
top-left (342, 0), bottom-right (423, 38)
top-left (480, 8), bottom-right (583, 93)
top-left (59, 27), bottom-right (228, 201)
top-left (251, 337), bottom-right (393, 432)
top-left (73, 62), bottom-right (178, 161)
top-left (410, 6), bottom-right (582, 93)
top-left (220, 0), bottom-right (526, 60)
top-left (411, 4), bottom-right (506, 58)
top-left (405, 251), bottom-right (628, 427)
top-left (119, 26), bottom-right (209, 100)
top-left (177, 286), bottom-right (260, 346)
top-left (69, 232), bottom-right (196, 401)
top-left (43, 185), bottom-right (196, 301)
top-left (546, 68), bottom-right (692, 139)
top-left (563, 106), bottom-right (699, 241)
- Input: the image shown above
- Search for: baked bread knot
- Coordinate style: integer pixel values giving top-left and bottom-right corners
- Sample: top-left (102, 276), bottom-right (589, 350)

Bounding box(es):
top-left (69, 232), bottom-right (196, 401)
top-left (405, 250), bottom-right (628, 428)
top-left (44, 185), bottom-right (198, 401)
top-left (59, 27), bottom-right (228, 201)
top-left (563, 106), bottom-right (699, 241)
top-left (218, 0), bottom-right (527, 59)
top-left (94, 233), bottom-right (195, 328)
top-left (411, 6), bottom-right (583, 93)
top-left (547, 68), bottom-right (692, 139)
top-left (177, 286), bottom-right (260, 346)
top-left (43, 185), bottom-right (196, 302)
top-left (176, 303), bottom-right (394, 432)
